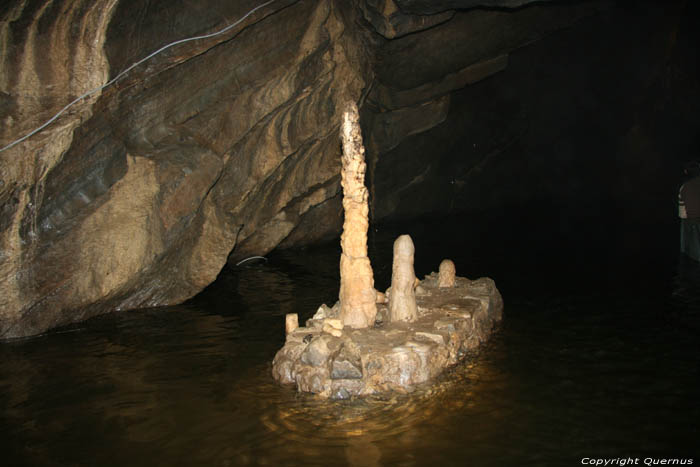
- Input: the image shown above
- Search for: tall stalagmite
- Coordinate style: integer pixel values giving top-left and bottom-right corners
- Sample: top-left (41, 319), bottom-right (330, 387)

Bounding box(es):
top-left (338, 102), bottom-right (377, 328)
top-left (388, 234), bottom-right (418, 323)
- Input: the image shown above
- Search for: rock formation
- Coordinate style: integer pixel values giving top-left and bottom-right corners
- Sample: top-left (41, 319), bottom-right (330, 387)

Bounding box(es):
top-left (272, 266), bottom-right (504, 398)
top-left (338, 102), bottom-right (377, 329)
top-left (2, 0), bottom-right (680, 338)
top-left (438, 259), bottom-right (456, 288)
top-left (0, 0), bottom-right (371, 338)
top-left (364, 2), bottom-right (613, 222)
top-left (285, 313), bottom-right (299, 335)
top-left (271, 116), bottom-right (503, 396)
top-left (388, 235), bottom-right (418, 323)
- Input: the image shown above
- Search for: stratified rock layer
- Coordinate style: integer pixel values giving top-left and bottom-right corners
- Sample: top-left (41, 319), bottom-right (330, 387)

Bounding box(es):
top-left (272, 273), bottom-right (503, 398)
top-left (2, 0), bottom-right (674, 339)
top-left (0, 0), bottom-right (371, 338)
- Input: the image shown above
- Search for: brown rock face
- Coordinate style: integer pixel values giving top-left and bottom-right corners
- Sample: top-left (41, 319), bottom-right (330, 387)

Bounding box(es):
top-left (338, 102), bottom-right (377, 328)
top-left (364, 2), bottom-right (609, 222)
top-left (0, 0), bottom-right (623, 338)
top-left (393, 0), bottom-right (553, 16)
top-left (388, 234), bottom-right (418, 323)
top-left (0, 0), bottom-right (371, 338)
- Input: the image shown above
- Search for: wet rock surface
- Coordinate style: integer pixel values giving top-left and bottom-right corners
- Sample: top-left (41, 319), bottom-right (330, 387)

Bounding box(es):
top-left (2, 0), bottom-right (687, 339)
top-left (272, 273), bottom-right (503, 398)
top-left (0, 0), bottom-right (371, 338)
top-left (0, 0), bottom-right (599, 338)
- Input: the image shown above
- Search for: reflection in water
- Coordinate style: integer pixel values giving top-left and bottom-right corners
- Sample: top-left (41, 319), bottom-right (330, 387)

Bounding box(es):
top-left (1, 209), bottom-right (698, 465)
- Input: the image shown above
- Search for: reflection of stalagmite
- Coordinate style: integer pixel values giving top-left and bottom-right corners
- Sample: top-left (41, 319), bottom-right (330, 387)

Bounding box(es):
top-left (389, 235), bottom-right (418, 323)
top-left (438, 259), bottom-right (456, 288)
top-left (338, 102), bottom-right (377, 328)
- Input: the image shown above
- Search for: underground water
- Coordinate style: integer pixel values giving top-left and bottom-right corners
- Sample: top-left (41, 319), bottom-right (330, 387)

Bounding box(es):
top-left (1, 203), bottom-right (697, 466)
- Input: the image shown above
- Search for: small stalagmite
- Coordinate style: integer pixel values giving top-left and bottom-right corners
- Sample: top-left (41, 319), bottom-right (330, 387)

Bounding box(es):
top-left (338, 102), bottom-right (377, 328)
top-left (389, 235), bottom-right (418, 323)
top-left (438, 259), bottom-right (456, 288)
top-left (285, 313), bottom-right (299, 335)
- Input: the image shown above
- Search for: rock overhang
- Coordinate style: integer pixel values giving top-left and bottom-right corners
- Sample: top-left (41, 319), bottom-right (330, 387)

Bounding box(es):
top-left (1, 0), bottom-right (666, 338)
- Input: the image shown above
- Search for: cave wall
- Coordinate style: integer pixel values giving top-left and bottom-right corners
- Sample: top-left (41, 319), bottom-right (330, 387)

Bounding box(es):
top-left (1, 0), bottom-right (697, 338)
top-left (366, 0), bottom-right (700, 223)
top-left (0, 0), bottom-right (372, 338)
top-left (363, 1), bottom-right (611, 220)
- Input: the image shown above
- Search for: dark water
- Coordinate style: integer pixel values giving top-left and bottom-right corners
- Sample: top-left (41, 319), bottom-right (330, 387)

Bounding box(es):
top-left (1, 204), bottom-right (699, 466)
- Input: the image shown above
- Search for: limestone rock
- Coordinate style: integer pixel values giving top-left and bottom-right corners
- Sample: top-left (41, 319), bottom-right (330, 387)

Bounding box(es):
top-left (272, 269), bottom-right (503, 397)
top-left (322, 322), bottom-right (343, 338)
top-left (285, 313), bottom-right (299, 335)
top-left (272, 336), bottom-right (308, 384)
top-left (330, 343), bottom-right (363, 380)
top-left (434, 319), bottom-right (457, 333)
top-left (359, 0), bottom-right (455, 40)
top-left (393, 0), bottom-right (554, 16)
top-left (325, 319), bottom-right (343, 330)
top-left (438, 259), bottom-right (456, 288)
top-left (0, 0), bottom-right (604, 339)
top-left (0, 0), bottom-right (372, 338)
top-left (415, 331), bottom-right (445, 345)
top-left (389, 235), bottom-right (418, 323)
top-left (338, 102), bottom-right (378, 328)
top-left (366, 3), bottom-right (610, 223)
top-left (367, 95), bottom-right (451, 155)
top-left (368, 55), bottom-right (508, 111)
top-left (300, 335), bottom-right (342, 368)
top-left (314, 305), bottom-right (329, 320)
top-left (295, 366), bottom-right (332, 395)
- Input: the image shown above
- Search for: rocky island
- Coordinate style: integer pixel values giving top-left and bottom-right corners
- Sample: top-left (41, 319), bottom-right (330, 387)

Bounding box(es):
top-left (272, 102), bottom-right (503, 398)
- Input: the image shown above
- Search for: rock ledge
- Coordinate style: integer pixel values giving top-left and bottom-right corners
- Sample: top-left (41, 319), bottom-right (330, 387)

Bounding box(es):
top-left (272, 272), bottom-right (503, 399)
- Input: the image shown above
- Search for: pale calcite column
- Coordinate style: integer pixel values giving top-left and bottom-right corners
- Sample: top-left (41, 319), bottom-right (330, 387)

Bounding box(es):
top-left (338, 101), bottom-right (377, 328)
top-left (285, 313), bottom-right (299, 335)
top-left (389, 235), bottom-right (418, 323)
top-left (438, 259), bottom-right (456, 288)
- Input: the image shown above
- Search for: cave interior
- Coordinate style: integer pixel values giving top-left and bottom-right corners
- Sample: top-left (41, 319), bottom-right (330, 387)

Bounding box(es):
top-left (0, 0), bottom-right (698, 337)
top-left (1, 1), bottom-right (700, 463)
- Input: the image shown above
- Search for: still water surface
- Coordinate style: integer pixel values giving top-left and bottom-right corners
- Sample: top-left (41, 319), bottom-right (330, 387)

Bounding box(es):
top-left (1, 208), bottom-right (698, 466)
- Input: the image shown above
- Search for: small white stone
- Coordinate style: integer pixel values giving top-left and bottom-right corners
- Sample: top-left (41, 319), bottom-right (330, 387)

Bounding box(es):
top-left (324, 318), bottom-right (343, 330)
top-left (414, 332), bottom-right (445, 345)
top-left (322, 323), bottom-right (343, 337)
top-left (313, 304), bottom-right (331, 320)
